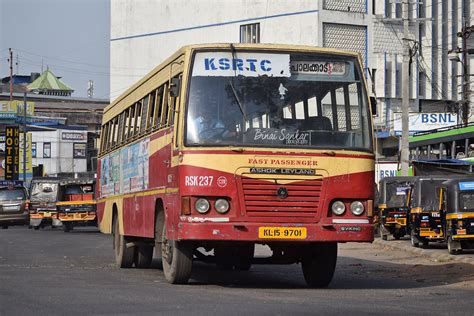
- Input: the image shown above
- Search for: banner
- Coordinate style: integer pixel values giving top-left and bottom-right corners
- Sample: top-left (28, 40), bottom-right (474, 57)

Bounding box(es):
top-left (0, 100), bottom-right (34, 119)
top-left (19, 133), bottom-right (33, 184)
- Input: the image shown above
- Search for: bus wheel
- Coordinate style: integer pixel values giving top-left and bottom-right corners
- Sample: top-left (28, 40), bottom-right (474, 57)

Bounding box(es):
top-left (135, 245), bottom-right (153, 268)
top-left (113, 216), bottom-right (134, 268)
top-left (301, 243), bottom-right (337, 288)
top-left (410, 230), bottom-right (419, 247)
top-left (161, 222), bottom-right (193, 284)
top-left (2, 225), bottom-right (8, 229)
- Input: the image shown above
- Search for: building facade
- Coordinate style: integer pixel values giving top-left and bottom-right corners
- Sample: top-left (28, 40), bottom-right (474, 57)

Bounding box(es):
top-left (110, 0), bottom-right (473, 164)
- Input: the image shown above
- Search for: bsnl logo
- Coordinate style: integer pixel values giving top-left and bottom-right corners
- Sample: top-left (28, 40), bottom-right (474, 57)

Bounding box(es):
top-left (204, 58), bottom-right (272, 72)
top-left (420, 113), bottom-right (456, 124)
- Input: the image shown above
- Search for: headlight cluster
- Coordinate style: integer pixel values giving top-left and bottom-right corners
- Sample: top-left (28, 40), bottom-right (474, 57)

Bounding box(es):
top-left (331, 200), bottom-right (365, 216)
top-left (194, 198), bottom-right (230, 214)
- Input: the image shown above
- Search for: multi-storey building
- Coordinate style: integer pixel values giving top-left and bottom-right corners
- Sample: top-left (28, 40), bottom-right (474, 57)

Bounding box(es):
top-left (110, 0), bottom-right (473, 172)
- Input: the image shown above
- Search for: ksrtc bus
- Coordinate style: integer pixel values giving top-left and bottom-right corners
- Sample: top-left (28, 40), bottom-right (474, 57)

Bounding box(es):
top-left (97, 44), bottom-right (375, 287)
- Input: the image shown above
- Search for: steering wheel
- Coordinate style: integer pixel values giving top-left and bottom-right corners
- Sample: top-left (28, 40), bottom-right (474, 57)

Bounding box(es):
top-left (199, 127), bottom-right (226, 142)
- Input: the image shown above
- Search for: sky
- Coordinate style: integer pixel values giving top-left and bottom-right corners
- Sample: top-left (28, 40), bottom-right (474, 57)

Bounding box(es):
top-left (0, 0), bottom-right (110, 99)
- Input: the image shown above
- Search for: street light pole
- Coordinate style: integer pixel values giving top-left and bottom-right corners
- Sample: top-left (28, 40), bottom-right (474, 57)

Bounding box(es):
top-left (23, 92), bottom-right (27, 183)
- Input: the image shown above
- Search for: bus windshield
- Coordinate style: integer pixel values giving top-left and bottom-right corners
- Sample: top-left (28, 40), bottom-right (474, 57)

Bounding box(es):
top-left (186, 51), bottom-right (372, 151)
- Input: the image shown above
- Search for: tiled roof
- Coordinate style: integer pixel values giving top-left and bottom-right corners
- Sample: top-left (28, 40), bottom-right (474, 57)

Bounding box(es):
top-left (27, 69), bottom-right (74, 92)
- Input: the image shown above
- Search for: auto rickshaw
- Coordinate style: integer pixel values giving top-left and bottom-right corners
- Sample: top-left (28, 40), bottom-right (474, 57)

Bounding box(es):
top-left (56, 178), bottom-right (97, 232)
top-left (29, 177), bottom-right (62, 229)
top-left (408, 176), bottom-right (453, 247)
top-left (377, 176), bottom-right (414, 240)
top-left (438, 177), bottom-right (474, 255)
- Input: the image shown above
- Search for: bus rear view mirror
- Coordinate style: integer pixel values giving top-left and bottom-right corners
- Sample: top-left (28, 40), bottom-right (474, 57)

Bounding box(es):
top-left (370, 96), bottom-right (377, 116)
top-left (170, 77), bottom-right (181, 97)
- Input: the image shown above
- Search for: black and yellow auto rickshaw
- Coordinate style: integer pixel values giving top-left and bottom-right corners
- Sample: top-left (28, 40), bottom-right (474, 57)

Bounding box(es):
top-left (29, 177), bottom-right (62, 229)
top-left (438, 177), bottom-right (474, 254)
top-left (408, 176), bottom-right (452, 247)
top-left (56, 178), bottom-right (97, 232)
top-left (377, 176), bottom-right (414, 240)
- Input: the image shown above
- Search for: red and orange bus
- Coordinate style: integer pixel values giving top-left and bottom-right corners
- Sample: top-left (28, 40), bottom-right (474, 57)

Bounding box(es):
top-left (97, 44), bottom-right (375, 287)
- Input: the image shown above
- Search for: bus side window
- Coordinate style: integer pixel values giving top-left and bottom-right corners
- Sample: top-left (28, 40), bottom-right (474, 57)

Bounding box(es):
top-left (147, 91), bottom-right (156, 131)
top-left (129, 104), bottom-right (136, 138)
top-left (111, 117), bottom-right (118, 148)
top-left (106, 121), bottom-right (113, 150)
top-left (161, 83), bottom-right (169, 127)
top-left (134, 100), bottom-right (142, 136)
top-left (100, 125), bottom-right (107, 152)
top-left (140, 94), bottom-right (149, 134)
top-left (153, 86), bottom-right (164, 129)
top-left (117, 112), bottom-right (124, 145)
top-left (123, 108), bottom-right (130, 141)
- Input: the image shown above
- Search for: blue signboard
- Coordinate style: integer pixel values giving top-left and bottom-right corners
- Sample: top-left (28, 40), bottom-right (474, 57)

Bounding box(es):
top-left (459, 182), bottom-right (474, 191)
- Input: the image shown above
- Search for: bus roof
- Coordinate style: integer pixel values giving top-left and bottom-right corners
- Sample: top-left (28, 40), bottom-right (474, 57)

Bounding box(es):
top-left (105, 43), bottom-right (363, 115)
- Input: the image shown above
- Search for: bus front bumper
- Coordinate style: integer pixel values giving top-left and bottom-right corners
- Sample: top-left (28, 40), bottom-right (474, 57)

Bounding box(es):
top-left (177, 220), bottom-right (374, 242)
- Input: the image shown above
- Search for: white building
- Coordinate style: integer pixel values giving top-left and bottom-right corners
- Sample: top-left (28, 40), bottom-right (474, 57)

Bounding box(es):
top-left (110, 0), bottom-right (473, 159)
top-left (31, 128), bottom-right (88, 176)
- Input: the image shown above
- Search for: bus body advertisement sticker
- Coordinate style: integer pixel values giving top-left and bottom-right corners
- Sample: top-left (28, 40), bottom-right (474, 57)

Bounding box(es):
top-left (193, 52), bottom-right (290, 77)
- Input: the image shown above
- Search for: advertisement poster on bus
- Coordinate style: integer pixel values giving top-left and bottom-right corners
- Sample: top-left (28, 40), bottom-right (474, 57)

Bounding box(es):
top-left (393, 112), bottom-right (457, 135)
top-left (100, 151), bottom-right (120, 197)
top-left (121, 138), bottom-right (149, 193)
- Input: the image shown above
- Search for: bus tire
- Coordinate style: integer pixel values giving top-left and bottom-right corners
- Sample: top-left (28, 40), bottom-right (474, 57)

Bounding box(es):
top-left (113, 216), bottom-right (134, 268)
top-left (161, 221), bottom-right (193, 284)
top-left (301, 243), bottom-right (337, 288)
top-left (135, 245), bottom-right (153, 268)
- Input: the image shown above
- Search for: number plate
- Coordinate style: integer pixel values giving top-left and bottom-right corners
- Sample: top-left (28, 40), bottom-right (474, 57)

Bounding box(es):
top-left (258, 227), bottom-right (307, 239)
top-left (42, 212), bottom-right (51, 217)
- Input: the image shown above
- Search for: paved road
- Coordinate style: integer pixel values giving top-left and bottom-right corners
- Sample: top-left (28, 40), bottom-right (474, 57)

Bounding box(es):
top-left (1, 226), bottom-right (473, 315)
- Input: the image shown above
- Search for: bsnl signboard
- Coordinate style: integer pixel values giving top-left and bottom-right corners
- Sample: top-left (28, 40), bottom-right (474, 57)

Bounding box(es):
top-left (393, 112), bottom-right (457, 135)
top-left (4, 126), bottom-right (19, 180)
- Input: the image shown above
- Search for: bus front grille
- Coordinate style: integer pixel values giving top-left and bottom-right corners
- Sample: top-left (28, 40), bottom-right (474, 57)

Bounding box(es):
top-left (240, 177), bottom-right (322, 217)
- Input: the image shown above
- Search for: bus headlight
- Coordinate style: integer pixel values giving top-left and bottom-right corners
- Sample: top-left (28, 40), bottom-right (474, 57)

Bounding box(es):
top-left (214, 199), bottom-right (230, 214)
top-left (195, 198), bottom-right (210, 214)
top-left (350, 201), bottom-right (364, 216)
top-left (331, 201), bottom-right (345, 215)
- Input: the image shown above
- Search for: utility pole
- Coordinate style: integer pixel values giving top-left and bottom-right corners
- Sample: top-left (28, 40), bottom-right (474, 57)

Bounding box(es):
top-left (8, 48), bottom-right (13, 102)
top-left (400, 0), bottom-right (410, 176)
top-left (459, 22), bottom-right (473, 126)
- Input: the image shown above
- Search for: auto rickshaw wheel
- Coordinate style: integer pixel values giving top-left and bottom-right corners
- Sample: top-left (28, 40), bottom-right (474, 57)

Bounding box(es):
top-left (410, 230), bottom-right (419, 247)
top-left (447, 236), bottom-right (462, 255)
top-left (33, 226), bottom-right (40, 231)
top-left (381, 234), bottom-right (388, 241)
top-left (301, 242), bottom-right (337, 288)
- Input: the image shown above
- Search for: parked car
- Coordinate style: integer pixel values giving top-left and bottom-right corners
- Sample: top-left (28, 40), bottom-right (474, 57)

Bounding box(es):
top-left (0, 182), bottom-right (29, 229)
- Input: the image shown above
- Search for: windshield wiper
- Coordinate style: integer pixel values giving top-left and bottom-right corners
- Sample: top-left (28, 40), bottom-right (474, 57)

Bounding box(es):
top-left (229, 44), bottom-right (247, 122)
top-left (228, 80), bottom-right (247, 121)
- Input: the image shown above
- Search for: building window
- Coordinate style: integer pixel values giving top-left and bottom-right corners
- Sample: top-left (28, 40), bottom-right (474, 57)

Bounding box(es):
top-left (73, 143), bottom-right (86, 159)
top-left (324, 0), bottom-right (366, 13)
top-left (32, 142), bottom-right (36, 158)
top-left (240, 23), bottom-right (260, 43)
top-left (43, 142), bottom-right (51, 158)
